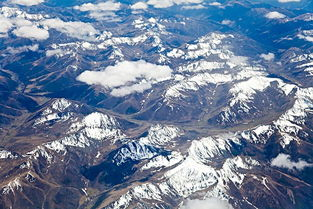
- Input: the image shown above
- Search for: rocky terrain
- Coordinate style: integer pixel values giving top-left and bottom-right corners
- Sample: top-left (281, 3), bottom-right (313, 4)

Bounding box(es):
top-left (0, 0), bottom-right (313, 209)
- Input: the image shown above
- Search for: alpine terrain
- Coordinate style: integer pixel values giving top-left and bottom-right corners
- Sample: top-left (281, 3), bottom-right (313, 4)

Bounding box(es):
top-left (0, 0), bottom-right (313, 208)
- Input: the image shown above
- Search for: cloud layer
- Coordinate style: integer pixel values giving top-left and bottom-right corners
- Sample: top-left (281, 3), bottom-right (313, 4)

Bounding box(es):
top-left (0, 17), bottom-right (13, 37)
top-left (147, 0), bottom-right (203, 8)
top-left (13, 25), bottom-right (49, 40)
top-left (0, 7), bottom-right (103, 41)
top-left (74, 1), bottom-right (121, 11)
top-left (278, 0), bottom-right (301, 2)
top-left (265, 11), bottom-right (286, 19)
top-left (74, 1), bottom-right (121, 20)
top-left (77, 60), bottom-right (173, 97)
top-left (271, 154), bottom-right (313, 171)
top-left (260, 53), bottom-right (275, 61)
top-left (181, 198), bottom-right (234, 209)
top-left (11, 0), bottom-right (44, 6)
top-left (41, 18), bottom-right (98, 40)
top-left (131, 2), bottom-right (148, 10)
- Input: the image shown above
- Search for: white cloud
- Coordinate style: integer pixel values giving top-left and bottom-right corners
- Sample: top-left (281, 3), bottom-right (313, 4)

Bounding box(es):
top-left (77, 60), bottom-right (173, 97)
top-left (89, 11), bottom-right (121, 21)
top-left (0, 17), bottom-right (13, 37)
top-left (298, 34), bottom-right (313, 42)
top-left (297, 30), bottom-right (313, 43)
top-left (0, 15), bottom-right (44, 39)
top-left (278, 0), bottom-right (301, 3)
top-left (111, 82), bottom-right (152, 97)
top-left (221, 19), bottom-right (234, 25)
top-left (147, 0), bottom-right (203, 8)
top-left (74, 1), bottom-right (121, 11)
top-left (7, 44), bottom-right (38, 53)
top-left (229, 56), bottom-right (248, 66)
top-left (265, 11), bottom-right (286, 19)
top-left (41, 18), bottom-right (99, 40)
top-left (271, 154), bottom-right (313, 171)
top-left (131, 2), bottom-right (148, 10)
top-left (209, 2), bottom-right (222, 6)
top-left (0, 14), bottom-right (48, 39)
top-left (13, 18), bottom-right (33, 27)
top-left (74, 1), bottom-right (121, 21)
top-left (147, 0), bottom-right (174, 8)
top-left (260, 53), bottom-right (275, 61)
top-left (13, 25), bottom-right (49, 40)
top-left (46, 48), bottom-right (66, 57)
top-left (181, 198), bottom-right (234, 209)
top-left (10, 0), bottom-right (44, 6)
top-left (182, 4), bottom-right (205, 9)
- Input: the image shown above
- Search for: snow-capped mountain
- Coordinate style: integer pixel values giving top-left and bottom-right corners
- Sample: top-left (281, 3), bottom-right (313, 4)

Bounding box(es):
top-left (0, 0), bottom-right (313, 209)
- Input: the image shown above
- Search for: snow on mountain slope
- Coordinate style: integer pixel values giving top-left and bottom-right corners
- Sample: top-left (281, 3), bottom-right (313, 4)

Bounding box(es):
top-left (139, 124), bottom-right (181, 147)
top-left (46, 17), bottom-right (170, 61)
top-left (188, 135), bottom-right (240, 163)
top-left (241, 87), bottom-right (313, 146)
top-left (164, 157), bottom-right (218, 197)
top-left (44, 112), bottom-right (123, 151)
top-left (68, 112), bottom-right (123, 141)
top-left (1, 2), bottom-right (313, 209)
top-left (165, 73), bottom-right (232, 100)
top-left (229, 75), bottom-right (295, 107)
top-left (0, 6), bottom-right (47, 20)
top-left (183, 33), bottom-right (234, 60)
top-left (274, 87), bottom-right (313, 135)
top-left (205, 156), bottom-right (260, 200)
top-left (164, 32), bottom-right (295, 109)
top-left (113, 141), bottom-right (159, 166)
top-left (113, 124), bottom-right (181, 165)
top-left (294, 54), bottom-right (313, 76)
top-left (107, 154), bottom-right (260, 208)
top-left (29, 100), bottom-right (125, 162)
top-left (241, 125), bottom-right (274, 144)
top-left (106, 132), bottom-right (259, 208)
top-left (163, 139), bottom-right (258, 198)
top-left (34, 99), bottom-right (78, 126)
top-left (1, 178), bottom-right (22, 195)
top-left (141, 151), bottom-right (183, 170)
top-left (106, 183), bottom-right (164, 209)
top-left (0, 150), bottom-right (18, 159)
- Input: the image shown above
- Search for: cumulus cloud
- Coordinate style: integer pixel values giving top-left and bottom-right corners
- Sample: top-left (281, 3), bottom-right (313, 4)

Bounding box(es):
top-left (46, 48), bottom-right (67, 57)
top-left (265, 11), bottom-right (286, 19)
top-left (74, 1), bottom-right (121, 11)
top-left (260, 53), bottom-right (275, 61)
top-left (74, 1), bottom-right (121, 21)
top-left (111, 82), bottom-right (152, 97)
top-left (13, 25), bottom-right (49, 40)
top-left (182, 4), bottom-right (205, 9)
top-left (0, 14), bottom-right (49, 40)
top-left (271, 154), bottom-right (313, 171)
top-left (77, 60), bottom-right (173, 97)
top-left (10, 0), bottom-right (44, 6)
top-left (221, 19), bottom-right (234, 25)
top-left (181, 198), bottom-right (234, 209)
top-left (229, 56), bottom-right (248, 66)
top-left (41, 18), bottom-right (98, 40)
top-left (6, 44), bottom-right (38, 54)
top-left (278, 0), bottom-right (301, 3)
top-left (147, 0), bottom-right (203, 8)
top-left (131, 2), bottom-right (148, 10)
top-left (0, 17), bottom-right (13, 37)
top-left (13, 18), bottom-right (33, 27)
top-left (209, 2), bottom-right (222, 6)
top-left (297, 30), bottom-right (313, 43)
